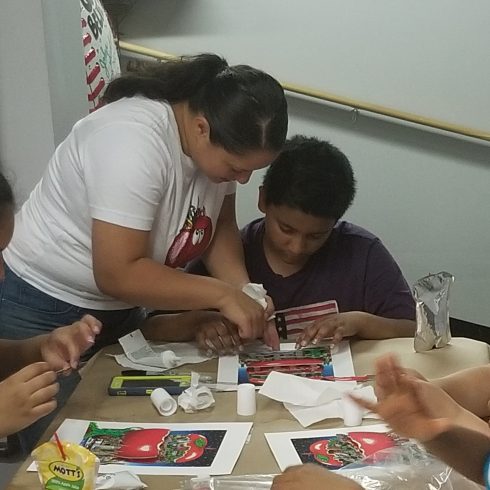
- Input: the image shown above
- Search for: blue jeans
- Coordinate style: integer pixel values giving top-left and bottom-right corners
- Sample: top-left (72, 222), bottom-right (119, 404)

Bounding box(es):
top-left (0, 265), bottom-right (146, 453)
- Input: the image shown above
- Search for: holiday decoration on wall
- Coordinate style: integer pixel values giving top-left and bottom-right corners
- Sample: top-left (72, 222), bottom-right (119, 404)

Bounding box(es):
top-left (80, 0), bottom-right (120, 112)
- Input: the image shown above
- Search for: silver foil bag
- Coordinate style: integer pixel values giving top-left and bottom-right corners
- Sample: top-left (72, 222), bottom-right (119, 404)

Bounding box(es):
top-left (413, 271), bottom-right (454, 352)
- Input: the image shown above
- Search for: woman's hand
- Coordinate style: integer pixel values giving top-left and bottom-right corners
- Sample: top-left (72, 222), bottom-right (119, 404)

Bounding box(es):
top-left (40, 314), bottom-right (102, 372)
top-left (217, 287), bottom-right (269, 341)
top-left (0, 362), bottom-right (59, 438)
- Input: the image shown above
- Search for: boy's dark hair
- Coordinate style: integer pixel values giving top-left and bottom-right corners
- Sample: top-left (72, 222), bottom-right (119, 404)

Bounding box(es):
top-left (262, 135), bottom-right (356, 220)
top-left (0, 171), bottom-right (14, 212)
top-left (103, 54), bottom-right (288, 155)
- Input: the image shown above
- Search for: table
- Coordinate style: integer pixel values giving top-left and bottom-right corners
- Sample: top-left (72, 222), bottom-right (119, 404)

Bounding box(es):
top-left (7, 337), bottom-right (489, 489)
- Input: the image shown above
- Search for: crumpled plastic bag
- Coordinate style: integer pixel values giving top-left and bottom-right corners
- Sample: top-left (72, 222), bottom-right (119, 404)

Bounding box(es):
top-left (182, 442), bottom-right (481, 489)
top-left (413, 271), bottom-right (454, 352)
top-left (341, 442), bottom-right (481, 489)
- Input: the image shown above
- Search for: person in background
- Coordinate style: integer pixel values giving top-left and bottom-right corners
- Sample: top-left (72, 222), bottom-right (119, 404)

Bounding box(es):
top-left (0, 172), bottom-right (101, 438)
top-left (271, 464), bottom-right (362, 490)
top-left (0, 54), bottom-right (287, 450)
top-left (353, 354), bottom-right (490, 487)
top-left (271, 356), bottom-right (490, 489)
top-left (144, 136), bottom-right (415, 353)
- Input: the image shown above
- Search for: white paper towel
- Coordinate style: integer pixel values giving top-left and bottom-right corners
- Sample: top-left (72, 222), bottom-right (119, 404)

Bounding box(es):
top-left (177, 372), bottom-right (215, 413)
top-left (178, 386), bottom-right (215, 413)
top-left (242, 283), bottom-right (268, 310)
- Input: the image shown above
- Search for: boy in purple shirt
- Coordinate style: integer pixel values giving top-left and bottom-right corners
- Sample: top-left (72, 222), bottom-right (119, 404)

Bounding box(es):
top-left (143, 136), bottom-right (415, 351)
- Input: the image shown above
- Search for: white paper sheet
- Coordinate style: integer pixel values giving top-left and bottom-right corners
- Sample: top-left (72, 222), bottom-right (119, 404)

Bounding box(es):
top-left (265, 423), bottom-right (392, 471)
top-left (283, 385), bottom-right (379, 427)
top-left (258, 371), bottom-right (355, 406)
top-left (116, 330), bottom-right (209, 370)
top-left (29, 419), bottom-right (252, 476)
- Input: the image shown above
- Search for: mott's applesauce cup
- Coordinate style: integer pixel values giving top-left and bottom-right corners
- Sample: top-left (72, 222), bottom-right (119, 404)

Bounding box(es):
top-left (32, 440), bottom-right (99, 490)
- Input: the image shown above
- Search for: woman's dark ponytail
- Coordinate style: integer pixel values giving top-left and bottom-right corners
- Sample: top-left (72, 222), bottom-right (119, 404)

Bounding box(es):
top-left (103, 54), bottom-right (228, 104)
top-left (104, 52), bottom-right (288, 155)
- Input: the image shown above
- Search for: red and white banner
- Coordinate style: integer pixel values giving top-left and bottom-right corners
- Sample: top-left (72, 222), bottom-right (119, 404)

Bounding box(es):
top-left (80, 0), bottom-right (120, 112)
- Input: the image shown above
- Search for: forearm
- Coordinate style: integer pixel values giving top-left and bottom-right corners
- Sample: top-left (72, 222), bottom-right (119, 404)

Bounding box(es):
top-left (202, 194), bottom-right (250, 287)
top-left (0, 337), bottom-right (45, 377)
top-left (355, 313), bottom-right (415, 339)
top-left (97, 258), bottom-right (234, 311)
top-left (142, 311), bottom-right (222, 342)
top-left (434, 365), bottom-right (490, 417)
top-left (424, 425), bottom-right (490, 485)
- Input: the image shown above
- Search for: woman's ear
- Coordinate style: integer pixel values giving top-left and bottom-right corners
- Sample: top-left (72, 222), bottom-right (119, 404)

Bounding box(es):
top-left (193, 115), bottom-right (210, 140)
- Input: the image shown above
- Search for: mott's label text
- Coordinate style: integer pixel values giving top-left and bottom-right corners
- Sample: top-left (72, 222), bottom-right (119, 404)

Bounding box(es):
top-left (46, 461), bottom-right (86, 489)
top-left (49, 461), bottom-right (84, 481)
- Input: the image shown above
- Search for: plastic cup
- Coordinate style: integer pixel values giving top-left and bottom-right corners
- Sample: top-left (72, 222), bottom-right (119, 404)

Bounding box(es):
top-left (340, 392), bottom-right (364, 426)
top-left (237, 383), bottom-right (256, 416)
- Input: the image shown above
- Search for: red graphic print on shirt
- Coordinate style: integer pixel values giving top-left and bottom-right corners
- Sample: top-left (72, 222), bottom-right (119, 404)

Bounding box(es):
top-left (165, 205), bottom-right (213, 268)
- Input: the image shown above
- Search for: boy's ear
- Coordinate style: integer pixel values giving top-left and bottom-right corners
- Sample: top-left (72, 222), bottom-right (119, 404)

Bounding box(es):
top-left (258, 186), bottom-right (267, 213)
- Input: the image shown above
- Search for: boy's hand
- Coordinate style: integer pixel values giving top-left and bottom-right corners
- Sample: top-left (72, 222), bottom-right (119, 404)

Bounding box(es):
top-left (40, 314), bottom-right (102, 372)
top-left (196, 317), bottom-right (243, 356)
top-left (0, 362), bottom-right (59, 437)
top-left (271, 464), bottom-right (361, 489)
top-left (295, 312), bottom-right (363, 347)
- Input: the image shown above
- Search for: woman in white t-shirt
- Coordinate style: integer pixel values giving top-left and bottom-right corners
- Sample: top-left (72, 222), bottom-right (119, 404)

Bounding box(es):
top-left (0, 54), bottom-right (287, 450)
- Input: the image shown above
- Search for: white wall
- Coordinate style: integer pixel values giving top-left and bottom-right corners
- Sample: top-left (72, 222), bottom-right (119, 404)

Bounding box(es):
top-left (0, 0), bottom-right (86, 203)
top-left (122, 0), bottom-right (490, 326)
top-left (121, 0), bottom-right (490, 132)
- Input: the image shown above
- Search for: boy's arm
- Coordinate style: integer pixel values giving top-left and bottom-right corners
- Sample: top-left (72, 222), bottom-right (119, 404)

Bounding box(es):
top-left (142, 311), bottom-right (243, 355)
top-left (353, 313), bottom-right (415, 339)
top-left (296, 312), bottom-right (415, 346)
top-left (433, 365), bottom-right (490, 418)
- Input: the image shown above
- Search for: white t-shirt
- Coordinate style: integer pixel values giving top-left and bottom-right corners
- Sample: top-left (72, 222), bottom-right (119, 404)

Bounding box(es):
top-left (5, 97), bottom-right (235, 310)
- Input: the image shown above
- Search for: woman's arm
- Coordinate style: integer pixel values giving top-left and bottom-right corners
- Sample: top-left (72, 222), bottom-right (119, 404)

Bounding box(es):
top-left (142, 311), bottom-right (218, 342)
top-left (199, 193), bottom-right (278, 347)
top-left (201, 193), bottom-right (250, 286)
top-left (92, 219), bottom-right (266, 339)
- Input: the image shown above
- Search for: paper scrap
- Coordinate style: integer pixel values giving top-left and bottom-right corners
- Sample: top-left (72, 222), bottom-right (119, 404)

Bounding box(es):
top-left (96, 470), bottom-right (147, 489)
top-left (284, 385), bottom-right (379, 427)
top-left (117, 330), bottom-right (209, 370)
top-left (258, 371), bottom-right (355, 406)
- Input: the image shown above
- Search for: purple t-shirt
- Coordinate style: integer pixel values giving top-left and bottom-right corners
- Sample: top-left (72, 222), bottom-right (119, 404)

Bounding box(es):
top-left (240, 219), bottom-right (415, 319)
